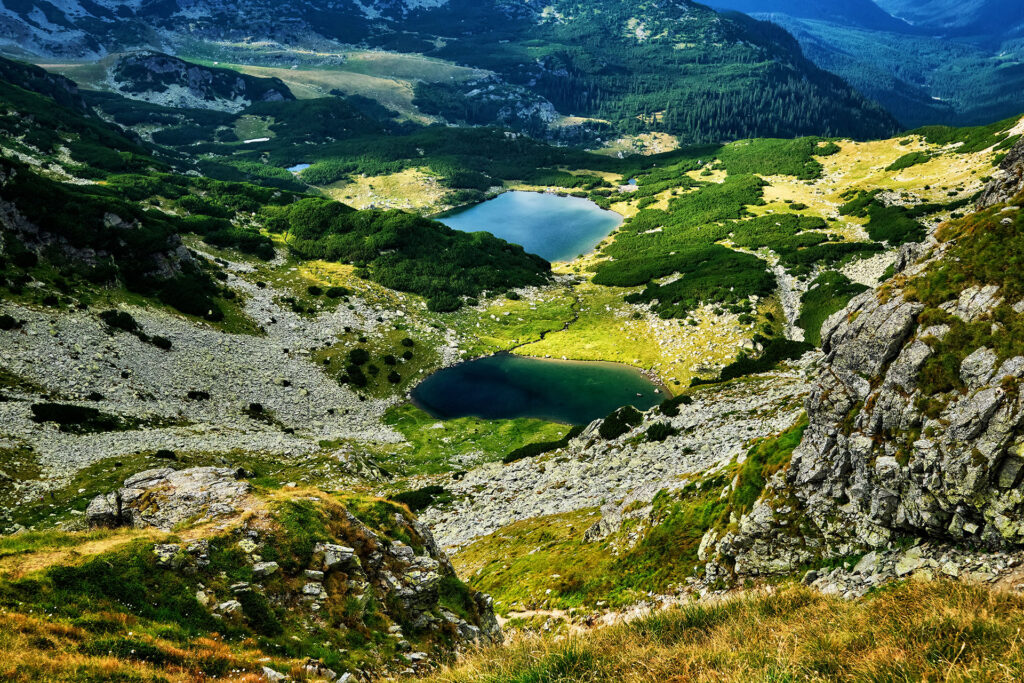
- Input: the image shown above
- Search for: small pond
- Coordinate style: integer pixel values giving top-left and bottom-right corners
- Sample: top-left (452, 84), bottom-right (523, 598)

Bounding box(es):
top-left (437, 191), bottom-right (622, 262)
top-left (411, 354), bottom-right (662, 425)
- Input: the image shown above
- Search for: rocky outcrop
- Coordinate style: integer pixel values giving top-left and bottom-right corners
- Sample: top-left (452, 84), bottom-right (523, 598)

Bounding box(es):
top-left (801, 540), bottom-right (1024, 600)
top-left (977, 135), bottom-right (1024, 208)
top-left (718, 283), bottom-right (1024, 574)
top-left (86, 467), bottom-right (251, 530)
top-left (713, 154), bottom-right (1024, 578)
top-left (85, 470), bottom-right (499, 678)
top-left (109, 52), bottom-right (294, 112)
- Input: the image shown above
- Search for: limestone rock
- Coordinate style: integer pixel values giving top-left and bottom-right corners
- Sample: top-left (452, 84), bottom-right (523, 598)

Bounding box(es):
top-left (978, 138), bottom-right (1024, 208)
top-left (314, 542), bottom-right (356, 570)
top-left (253, 561), bottom-right (279, 578)
top-left (86, 467), bottom-right (250, 530)
top-left (710, 189), bottom-right (1024, 577)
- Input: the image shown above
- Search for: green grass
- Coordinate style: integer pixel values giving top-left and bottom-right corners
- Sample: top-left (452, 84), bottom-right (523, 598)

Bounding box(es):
top-left (455, 416), bottom-right (808, 612)
top-left (455, 473), bottom-right (735, 613)
top-left (726, 415), bottom-right (808, 521)
top-left (379, 404), bottom-right (571, 476)
top-left (449, 289), bottom-right (577, 357)
top-left (0, 528), bottom-right (121, 562)
top-left (312, 328), bottom-right (442, 399)
top-left (798, 272), bottom-right (869, 347)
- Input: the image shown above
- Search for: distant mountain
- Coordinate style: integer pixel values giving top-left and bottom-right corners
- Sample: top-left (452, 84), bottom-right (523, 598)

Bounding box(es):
top-left (705, 0), bottom-right (1024, 127)
top-left (0, 0), bottom-right (899, 143)
top-left (706, 0), bottom-right (910, 32)
top-left (874, 0), bottom-right (1024, 39)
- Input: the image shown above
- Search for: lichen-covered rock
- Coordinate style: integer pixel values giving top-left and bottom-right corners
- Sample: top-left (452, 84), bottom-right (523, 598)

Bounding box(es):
top-left (714, 166), bottom-right (1024, 576)
top-left (86, 466), bottom-right (251, 530)
top-left (978, 137), bottom-right (1024, 208)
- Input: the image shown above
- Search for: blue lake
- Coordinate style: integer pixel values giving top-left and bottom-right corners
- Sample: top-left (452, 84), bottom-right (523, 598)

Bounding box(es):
top-left (437, 191), bottom-right (622, 262)
top-left (411, 354), bottom-right (662, 425)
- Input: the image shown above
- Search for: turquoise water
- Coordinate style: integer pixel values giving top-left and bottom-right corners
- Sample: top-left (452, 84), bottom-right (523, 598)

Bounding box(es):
top-left (437, 191), bottom-right (622, 262)
top-left (411, 354), bottom-right (662, 425)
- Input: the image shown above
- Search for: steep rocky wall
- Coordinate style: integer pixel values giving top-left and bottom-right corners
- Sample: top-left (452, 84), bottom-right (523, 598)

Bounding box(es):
top-left (712, 141), bottom-right (1024, 578)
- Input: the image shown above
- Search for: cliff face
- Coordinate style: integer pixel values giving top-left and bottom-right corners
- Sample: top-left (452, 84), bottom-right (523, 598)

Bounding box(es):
top-left (714, 140), bottom-right (1024, 577)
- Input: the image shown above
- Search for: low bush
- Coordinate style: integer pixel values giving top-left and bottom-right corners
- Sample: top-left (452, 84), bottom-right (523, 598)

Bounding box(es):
top-left (503, 425), bottom-right (586, 464)
top-left (348, 348), bottom-right (370, 366)
top-left (391, 485), bottom-right (447, 512)
top-left (99, 309), bottom-right (138, 333)
top-left (659, 394), bottom-right (693, 417)
top-left (29, 402), bottom-right (122, 433)
top-left (645, 422), bottom-right (678, 442)
top-left (598, 406), bottom-right (644, 440)
top-left (151, 335), bottom-right (172, 350)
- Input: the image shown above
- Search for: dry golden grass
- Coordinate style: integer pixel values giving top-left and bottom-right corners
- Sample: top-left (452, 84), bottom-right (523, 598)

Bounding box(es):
top-left (323, 167), bottom-right (448, 212)
top-left (422, 580), bottom-right (1024, 682)
top-left (0, 610), bottom-right (265, 682)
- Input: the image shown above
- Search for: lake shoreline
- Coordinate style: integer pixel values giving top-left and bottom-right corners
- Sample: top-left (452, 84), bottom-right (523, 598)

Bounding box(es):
top-left (409, 352), bottom-right (664, 425)
top-left (433, 190), bottom-right (623, 263)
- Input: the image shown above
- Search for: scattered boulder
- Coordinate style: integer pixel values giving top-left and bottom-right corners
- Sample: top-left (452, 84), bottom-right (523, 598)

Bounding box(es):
top-left (253, 561), bottom-right (279, 578)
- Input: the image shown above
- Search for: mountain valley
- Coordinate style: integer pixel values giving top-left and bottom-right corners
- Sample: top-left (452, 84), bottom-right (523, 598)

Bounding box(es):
top-left (3, 3), bottom-right (1024, 681)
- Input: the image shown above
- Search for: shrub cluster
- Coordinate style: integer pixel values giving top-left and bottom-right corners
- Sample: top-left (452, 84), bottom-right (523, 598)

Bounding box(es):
top-left (276, 198), bottom-right (551, 311)
top-left (598, 406), bottom-right (644, 440)
top-left (502, 425), bottom-right (586, 464)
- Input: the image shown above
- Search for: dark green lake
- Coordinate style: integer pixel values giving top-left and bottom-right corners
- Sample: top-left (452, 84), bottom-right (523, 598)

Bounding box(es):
top-left (411, 354), bottom-right (662, 425)
top-left (437, 191), bottom-right (622, 262)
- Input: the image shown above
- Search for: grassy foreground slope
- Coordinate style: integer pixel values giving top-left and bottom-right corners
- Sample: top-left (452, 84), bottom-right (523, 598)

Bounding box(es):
top-left (422, 580), bottom-right (1024, 682)
top-left (0, 487), bottom-right (493, 682)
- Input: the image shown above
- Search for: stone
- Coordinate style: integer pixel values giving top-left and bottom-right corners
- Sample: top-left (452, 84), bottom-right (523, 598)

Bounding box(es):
top-left (315, 542), bottom-right (356, 569)
top-left (218, 600), bottom-right (242, 615)
top-left (262, 666), bottom-right (288, 681)
top-left (253, 561), bottom-right (280, 578)
top-left (84, 493), bottom-right (120, 528)
top-left (961, 347), bottom-right (998, 389)
top-left (895, 548), bottom-right (924, 577)
top-left (86, 467), bottom-right (250, 531)
top-left (153, 543), bottom-right (182, 569)
top-left (852, 551), bottom-right (878, 576)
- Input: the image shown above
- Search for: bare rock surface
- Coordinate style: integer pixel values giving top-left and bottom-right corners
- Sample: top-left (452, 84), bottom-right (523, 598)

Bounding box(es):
top-left (86, 466), bottom-right (251, 530)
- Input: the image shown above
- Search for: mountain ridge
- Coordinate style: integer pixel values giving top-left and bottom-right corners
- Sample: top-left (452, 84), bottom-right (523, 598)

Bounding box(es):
top-left (0, 0), bottom-right (900, 142)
